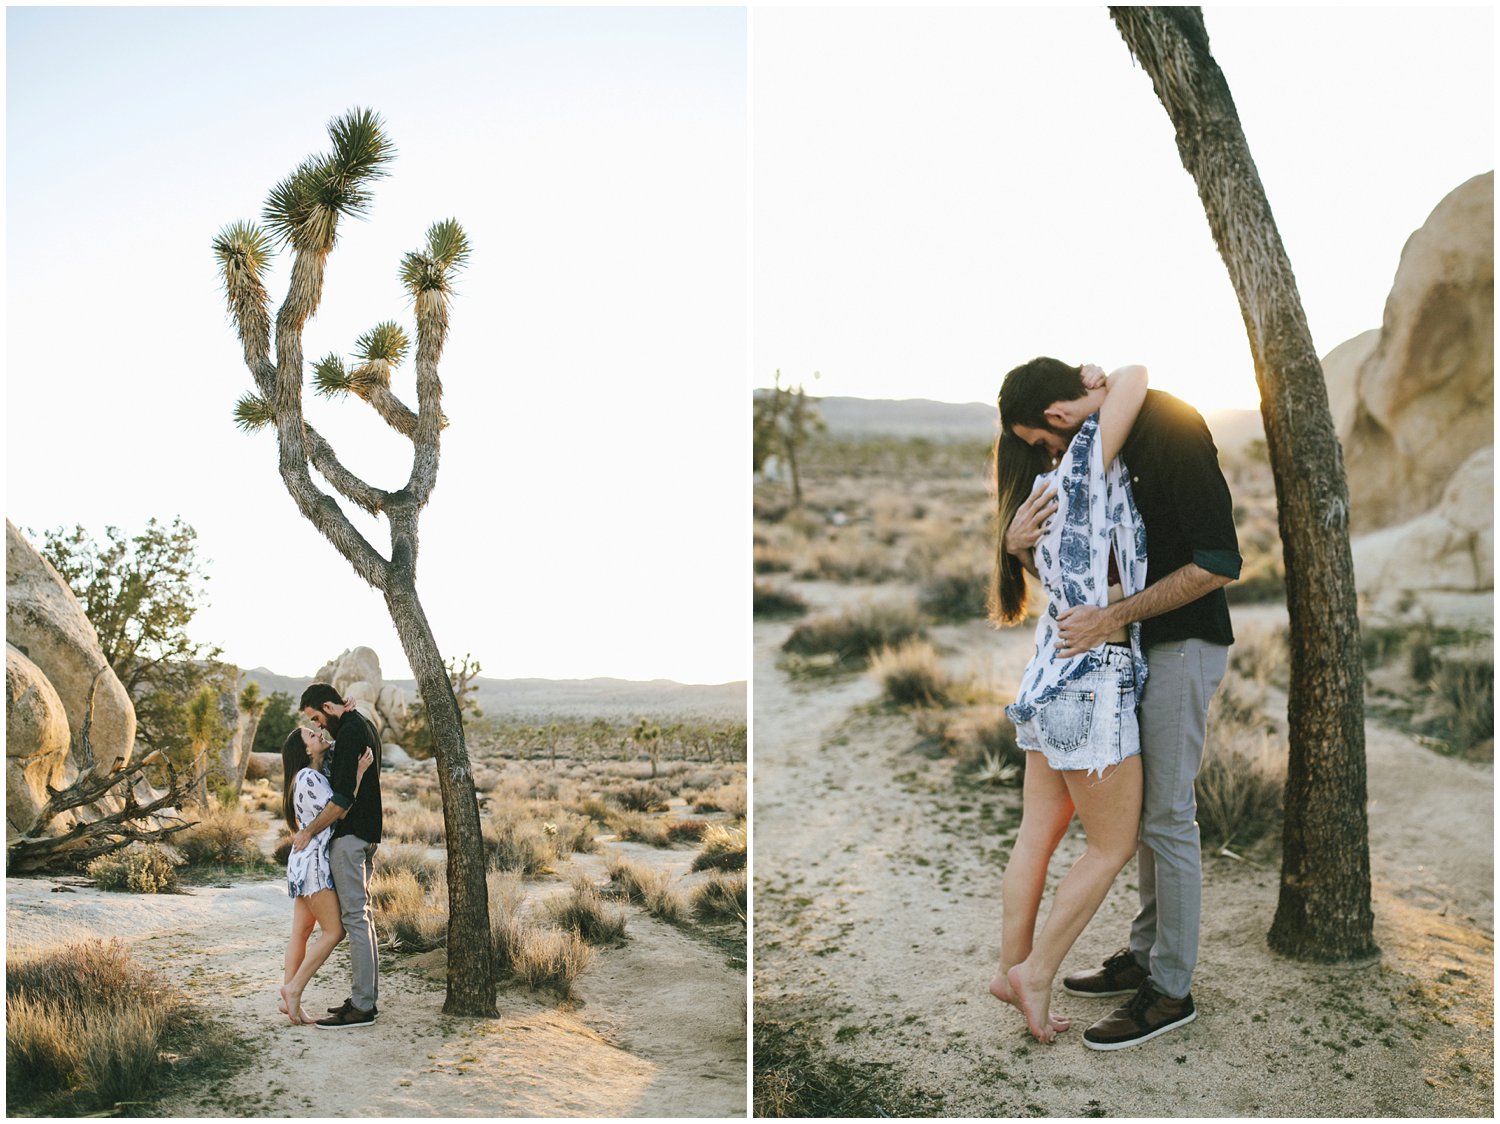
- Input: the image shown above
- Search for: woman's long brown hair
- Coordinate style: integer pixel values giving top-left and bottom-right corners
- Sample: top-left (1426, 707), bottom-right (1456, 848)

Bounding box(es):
top-left (281, 728), bottom-right (311, 834)
top-left (988, 428), bottom-right (1052, 626)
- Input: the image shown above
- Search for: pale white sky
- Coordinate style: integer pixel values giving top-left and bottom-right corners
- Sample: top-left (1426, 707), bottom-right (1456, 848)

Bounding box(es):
top-left (8, 6), bottom-right (747, 683)
top-left (753, 5), bottom-right (1494, 412)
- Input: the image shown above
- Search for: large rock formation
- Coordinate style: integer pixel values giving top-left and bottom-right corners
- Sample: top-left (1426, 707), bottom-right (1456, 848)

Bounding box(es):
top-left (6, 521), bottom-right (149, 843)
top-left (313, 646), bottom-right (409, 759)
top-left (1321, 174), bottom-right (1494, 626)
top-left (1340, 173), bottom-right (1493, 532)
top-left (6, 644), bottom-right (73, 837)
top-left (6, 521), bottom-right (136, 776)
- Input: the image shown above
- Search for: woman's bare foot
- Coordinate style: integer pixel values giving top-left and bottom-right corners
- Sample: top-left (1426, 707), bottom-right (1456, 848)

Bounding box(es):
top-left (279, 984), bottom-right (306, 1024)
top-left (990, 971), bottom-right (1070, 1031)
top-left (1007, 963), bottom-right (1060, 1043)
top-left (277, 992), bottom-right (289, 1015)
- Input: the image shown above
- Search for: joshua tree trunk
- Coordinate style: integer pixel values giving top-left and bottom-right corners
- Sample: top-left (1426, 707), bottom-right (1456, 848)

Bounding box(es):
top-left (227, 685), bottom-right (267, 795)
top-left (1111, 7), bottom-right (1376, 961)
top-left (385, 578), bottom-right (493, 1005)
top-left (214, 108), bottom-right (496, 1014)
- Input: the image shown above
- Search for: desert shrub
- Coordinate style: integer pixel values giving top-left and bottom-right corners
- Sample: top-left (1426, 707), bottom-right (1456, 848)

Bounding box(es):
top-left (1407, 621), bottom-right (1438, 683)
top-left (692, 779), bottom-right (748, 819)
top-left (782, 601), bottom-right (927, 668)
top-left (869, 639), bottom-right (952, 708)
top-left (754, 544), bottom-right (794, 573)
top-left (692, 824), bottom-right (747, 872)
top-left (574, 795), bottom-right (614, 824)
top-left (505, 923), bottom-right (593, 998)
top-left (543, 876), bottom-right (628, 946)
top-left (371, 868), bottom-right (447, 952)
top-left (1196, 684), bottom-right (1286, 851)
top-left (755, 582), bottom-right (809, 620)
top-left (610, 811), bottom-right (671, 847)
top-left (6, 939), bottom-right (178, 1113)
top-left (607, 854), bottom-right (686, 923)
top-left (550, 812), bottom-right (598, 857)
top-left (918, 569), bottom-right (988, 621)
top-left (86, 843), bottom-right (181, 893)
top-left (691, 871), bottom-right (747, 923)
top-left (384, 802), bottom-right (447, 845)
top-left (1432, 656), bottom-right (1495, 759)
top-left (948, 713), bottom-right (1026, 787)
top-left (794, 538), bottom-right (897, 583)
top-left (665, 819), bottom-right (711, 843)
top-left (484, 817), bottom-right (556, 877)
top-left (1232, 624), bottom-right (1290, 688)
top-left (613, 782), bottom-right (669, 813)
top-left (272, 831), bottom-right (293, 867)
top-left (174, 804), bottom-right (264, 866)
top-left (374, 842), bottom-right (444, 888)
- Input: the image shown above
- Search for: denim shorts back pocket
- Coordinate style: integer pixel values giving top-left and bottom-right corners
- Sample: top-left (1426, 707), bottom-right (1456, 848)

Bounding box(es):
top-left (1038, 689), bottom-right (1096, 752)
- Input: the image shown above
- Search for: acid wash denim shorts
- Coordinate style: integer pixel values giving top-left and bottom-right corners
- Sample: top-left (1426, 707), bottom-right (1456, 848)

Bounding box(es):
top-left (1012, 645), bottom-right (1141, 777)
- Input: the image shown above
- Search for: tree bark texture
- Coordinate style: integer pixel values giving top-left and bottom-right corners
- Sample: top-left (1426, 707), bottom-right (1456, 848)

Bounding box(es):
top-left (385, 578), bottom-right (497, 1016)
top-left (1110, 6), bottom-right (1376, 961)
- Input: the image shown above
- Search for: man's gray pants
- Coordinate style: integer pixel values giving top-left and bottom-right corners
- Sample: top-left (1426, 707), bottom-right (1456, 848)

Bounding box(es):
top-left (331, 834), bottom-right (379, 1012)
top-left (1128, 638), bottom-right (1228, 1000)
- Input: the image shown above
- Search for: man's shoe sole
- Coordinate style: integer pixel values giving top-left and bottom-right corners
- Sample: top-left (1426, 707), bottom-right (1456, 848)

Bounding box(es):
top-left (1083, 1008), bottom-right (1196, 1051)
top-left (1062, 983), bottom-right (1140, 998)
top-left (314, 1018), bottom-right (377, 1029)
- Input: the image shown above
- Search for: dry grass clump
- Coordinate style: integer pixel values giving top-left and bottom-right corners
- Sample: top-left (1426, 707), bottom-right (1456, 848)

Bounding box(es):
top-left (692, 824), bottom-right (747, 872)
top-left (755, 581), bottom-right (810, 620)
top-left (371, 868), bottom-right (448, 952)
top-left (1431, 655), bottom-right (1494, 760)
top-left (613, 782), bottom-right (670, 813)
top-left (609, 810), bottom-right (671, 847)
top-left (691, 778), bottom-right (748, 819)
top-left (384, 801), bottom-right (447, 845)
top-left (241, 778), bottom-right (282, 817)
top-left (1231, 623), bottom-right (1290, 689)
top-left (691, 871), bottom-right (747, 923)
top-left (86, 843), bottom-right (182, 893)
top-left (483, 816), bottom-right (556, 877)
top-left (543, 875), bottom-right (628, 946)
top-left (794, 536), bottom-right (899, 583)
top-left (374, 842), bottom-right (444, 888)
top-left (606, 854), bottom-right (687, 923)
top-left (782, 601), bottom-right (927, 669)
top-left (665, 819), bottom-right (711, 843)
top-left (941, 711), bottom-right (1025, 787)
top-left (175, 803), bottom-right (265, 866)
top-left (1195, 677), bottom-right (1287, 852)
top-left (870, 638), bottom-right (953, 708)
top-left (754, 543), bottom-right (794, 573)
top-left (574, 795), bottom-right (614, 823)
top-left (488, 873), bottom-right (592, 999)
top-left (272, 830), bottom-right (294, 867)
top-left (918, 567), bottom-right (988, 622)
top-left (6, 939), bottom-right (180, 1114)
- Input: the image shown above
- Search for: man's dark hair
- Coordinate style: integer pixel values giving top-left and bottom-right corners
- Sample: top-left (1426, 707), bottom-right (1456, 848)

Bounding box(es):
top-left (300, 682), bottom-right (342, 711)
top-left (998, 357), bottom-right (1086, 432)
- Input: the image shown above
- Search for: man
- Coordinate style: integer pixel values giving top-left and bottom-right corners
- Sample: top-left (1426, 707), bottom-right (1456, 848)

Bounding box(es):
top-left (1001, 356), bottom-right (1240, 1050)
top-left (293, 683), bottom-right (383, 1028)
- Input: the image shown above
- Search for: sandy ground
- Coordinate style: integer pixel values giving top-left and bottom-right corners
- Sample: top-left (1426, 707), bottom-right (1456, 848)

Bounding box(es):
top-left (753, 581), bottom-right (1494, 1117)
top-left (8, 832), bottom-right (746, 1117)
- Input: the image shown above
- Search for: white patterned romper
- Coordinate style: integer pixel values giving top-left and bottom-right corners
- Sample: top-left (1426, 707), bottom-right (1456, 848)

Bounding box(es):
top-left (1005, 413), bottom-right (1150, 777)
top-left (286, 766), bottom-right (336, 899)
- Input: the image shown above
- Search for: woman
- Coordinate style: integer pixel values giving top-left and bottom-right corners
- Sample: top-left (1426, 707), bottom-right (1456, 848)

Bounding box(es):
top-left (278, 724), bottom-right (374, 1024)
top-left (986, 361), bottom-right (1149, 1042)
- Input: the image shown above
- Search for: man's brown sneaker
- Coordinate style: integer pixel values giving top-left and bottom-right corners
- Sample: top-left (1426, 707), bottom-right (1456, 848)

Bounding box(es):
top-left (1082, 981), bottom-right (1196, 1051)
top-left (315, 1003), bottom-right (377, 1029)
top-left (1062, 948), bottom-right (1147, 998)
top-left (327, 998), bottom-right (352, 1015)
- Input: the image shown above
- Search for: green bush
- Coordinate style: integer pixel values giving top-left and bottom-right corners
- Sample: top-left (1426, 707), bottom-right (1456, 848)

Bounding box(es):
top-left (86, 844), bottom-right (181, 894)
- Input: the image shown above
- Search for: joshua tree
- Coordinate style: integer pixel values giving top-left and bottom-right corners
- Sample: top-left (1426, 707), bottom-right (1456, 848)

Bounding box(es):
top-left (183, 683), bottom-right (226, 807)
top-left (631, 717), bottom-right (663, 778)
top-left (226, 681), bottom-right (269, 794)
top-left (212, 107), bottom-right (495, 1015)
top-left (1111, 8), bottom-right (1374, 961)
top-left (755, 370), bottom-right (825, 508)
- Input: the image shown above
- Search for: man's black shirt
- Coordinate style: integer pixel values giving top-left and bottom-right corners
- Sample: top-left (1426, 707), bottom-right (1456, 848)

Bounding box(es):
top-left (327, 707), bottom-right (382, 844)
top-left (1117, 390), bottom-right (1241, 648)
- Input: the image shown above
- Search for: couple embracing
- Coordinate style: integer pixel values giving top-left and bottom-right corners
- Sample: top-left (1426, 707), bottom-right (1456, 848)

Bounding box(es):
top-left (277, 684), bottom-right (384, 1028)
top-left (985, 358), bottom-right (1239, 1051)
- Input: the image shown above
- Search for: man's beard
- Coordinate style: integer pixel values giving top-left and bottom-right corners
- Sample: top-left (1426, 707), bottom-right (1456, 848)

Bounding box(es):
top-left (323, 708), bottom-right (344, 736)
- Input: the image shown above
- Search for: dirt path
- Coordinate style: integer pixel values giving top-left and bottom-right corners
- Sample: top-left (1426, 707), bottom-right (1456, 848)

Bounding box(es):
top-left (8, 845), bottom-right (745, 1118)
top-left (753, 584), bottom-right (1493, 1117)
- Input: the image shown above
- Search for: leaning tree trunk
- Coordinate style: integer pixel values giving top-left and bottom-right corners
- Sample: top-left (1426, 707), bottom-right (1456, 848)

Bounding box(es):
top-left (1111, 7), bottom-right (1376, 961)
top-left (214, 109), bottom-right (496, 1015)
top-left (385, 577), bottom-right (494, 1007)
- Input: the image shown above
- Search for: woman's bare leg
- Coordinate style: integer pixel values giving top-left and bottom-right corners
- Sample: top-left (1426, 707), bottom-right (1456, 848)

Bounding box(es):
top-left (990, 755), bottom-right (1076, 1031)
top-left (281, 889), bottom-right (346, 1024)
top-left (1009, 756), bottom-right (1143, 1041)
top-left (280, 897), bottom-right (316, 1016)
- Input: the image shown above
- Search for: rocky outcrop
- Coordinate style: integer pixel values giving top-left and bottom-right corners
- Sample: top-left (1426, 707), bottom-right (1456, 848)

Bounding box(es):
top-left (313, 646), bottom-right (409, 749)
top-left (6, 520), bottom-right (136, 776)
top-left (6, 644), bottom-right (73, 837)
top-left (1338, 173), bottom-right (1493, 533)
top-left (1321, 174), bottom-right (1494, 627)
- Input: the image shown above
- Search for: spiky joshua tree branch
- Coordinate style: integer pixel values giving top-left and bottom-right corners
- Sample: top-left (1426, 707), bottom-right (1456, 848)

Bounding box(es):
top-left (212, 107), bottom-right (496, 1017)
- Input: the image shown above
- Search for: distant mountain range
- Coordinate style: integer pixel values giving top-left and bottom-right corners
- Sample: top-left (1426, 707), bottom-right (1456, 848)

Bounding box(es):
top-left (760, 392), bottom-right (1265, 453)
top-left (238, 668), bottom-right (746, 723)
